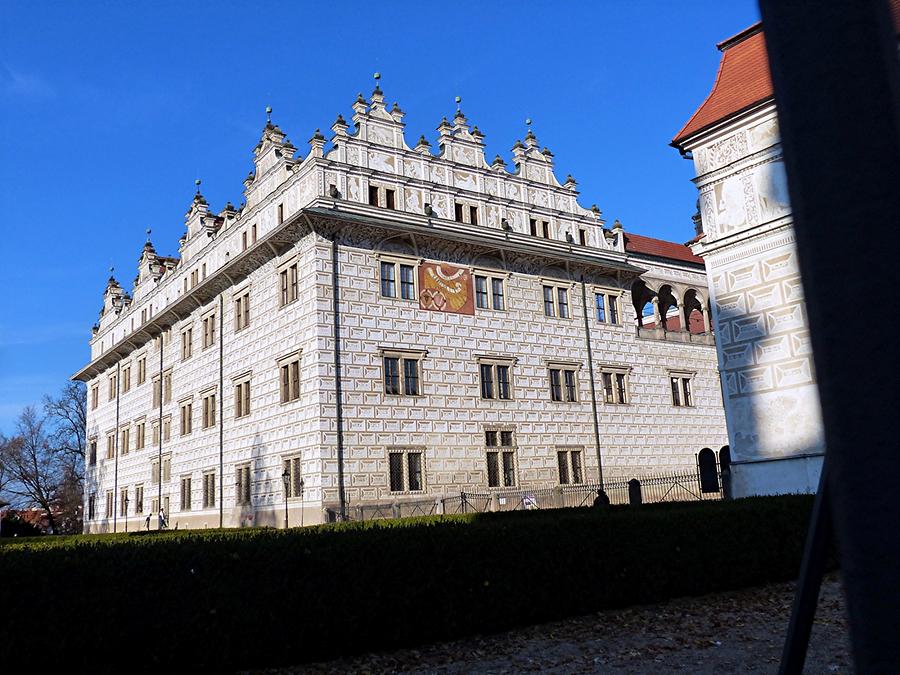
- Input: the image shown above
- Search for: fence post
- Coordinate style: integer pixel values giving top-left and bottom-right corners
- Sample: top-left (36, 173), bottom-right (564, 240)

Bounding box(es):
top-left (392, 502), bottom-right (401, 519)
top-left (490, 492), bottom-right (499, 512)
top-left (628, 478), bottom-right (643, 506)
top-left (435, 498), bottom-right (444, 515)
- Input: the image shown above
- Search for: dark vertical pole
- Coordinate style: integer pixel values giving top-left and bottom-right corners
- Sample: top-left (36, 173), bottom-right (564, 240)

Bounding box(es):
top-left (157, 330), bottom-right (164, 530)
top-left (331, 237), bottom-right (347, 520)
top-left (219, 294), bottom-right (224, 529)
top-left (113, 360), bottom-right (120, 533)
top-left (580, 277), bottom-right (603, 484)
top-left (757, 1), bottom-right (900, 671)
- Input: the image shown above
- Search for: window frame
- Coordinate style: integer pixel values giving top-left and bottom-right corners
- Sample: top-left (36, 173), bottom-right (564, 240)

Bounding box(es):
top-left (379, 348), bottom-right (426, 397)
top-left (201, 310), bottom-right (217, 349)
top-left (200, 389), bottom-right (217, 429)
top-left (234, 288), bottom-right (251, 332)
top-left (235, 463), bottom-right (252, 506)
top-left (278, 260), bottom-right (299, 307)
top-left (593, 288), bottom-right (623, 325)
top-left (233, 374), bottom-right (252, 418)
top-left (387, 446), bottom-right (426, 494)
top-left (548, 362), bottom-right (581, 403)
top-left (477, 356), bottom-right (516, 401)
top-left (668, 371), bottom-right (696, 408)
top-left (473, 269), bottom-right (508, 312)
top-left (541, 280), bottom-right (573, 319)
top-left (599, 365), bottom-right (631, 405)
top-left (557, 447), bottom-right (585, 485)
top-left (278, 352), bottom-right (302, 404)
top-left (484, 426), bottom-right (518, 488)
top-left (377, 254), bottom-right (418, 301)
top-left (179, 398), bottom-right (193, 436)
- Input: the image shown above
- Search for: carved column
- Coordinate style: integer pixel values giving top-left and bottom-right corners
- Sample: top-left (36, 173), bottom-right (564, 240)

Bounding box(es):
top-left (651, 296), bottom-right (662, 330)
top-left (677, 302), bottom-right (686, 331)
top-left (701, 306), bottom-right (712, 334)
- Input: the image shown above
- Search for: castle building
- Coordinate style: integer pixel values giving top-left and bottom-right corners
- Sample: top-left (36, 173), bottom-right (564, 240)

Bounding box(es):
top-left (75, 84), bottom-right (727, 532)
top-left (671, 6), bottom-right (900, 497)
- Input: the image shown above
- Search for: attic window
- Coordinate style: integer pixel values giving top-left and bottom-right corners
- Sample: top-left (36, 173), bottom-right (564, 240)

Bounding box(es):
top-left (368, 185), bottom-right (379, 207)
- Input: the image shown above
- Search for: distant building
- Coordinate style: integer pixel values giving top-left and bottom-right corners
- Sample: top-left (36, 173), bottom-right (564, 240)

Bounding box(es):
top-left (75, 85), bottom-right (727, 532)
top-left (671, 5), bottom-right (900, 496)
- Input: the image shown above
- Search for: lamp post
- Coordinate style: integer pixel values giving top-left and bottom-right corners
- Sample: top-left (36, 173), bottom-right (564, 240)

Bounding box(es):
top-left (281, 468), bottom-right (290, 529)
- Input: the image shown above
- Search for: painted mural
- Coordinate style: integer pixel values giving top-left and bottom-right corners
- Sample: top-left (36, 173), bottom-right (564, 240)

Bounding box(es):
top-left (418, 262), bottom-right (474, 315)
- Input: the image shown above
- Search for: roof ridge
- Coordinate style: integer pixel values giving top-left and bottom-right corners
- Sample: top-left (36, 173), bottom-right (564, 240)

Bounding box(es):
top-left (717, 22), bottom-right (763, 51)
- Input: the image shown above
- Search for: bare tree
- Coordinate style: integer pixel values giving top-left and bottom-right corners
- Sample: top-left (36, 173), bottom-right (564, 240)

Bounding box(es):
top-left (2, 407), bottom-right (61, 533)
top-left (43, 381), bottom-right (86, 482)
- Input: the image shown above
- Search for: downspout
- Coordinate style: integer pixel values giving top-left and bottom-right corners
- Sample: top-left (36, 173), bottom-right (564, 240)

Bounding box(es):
top-left (113, 360), bottom-right (121, 532)
top-left (580, 277), bottom-right (604, 485)
top-left (331, 236), bottom-right (347, 520)
top-left (157, 331), bottom-right (163, 529)
top-left (219, 293), bottom-right (224, 528)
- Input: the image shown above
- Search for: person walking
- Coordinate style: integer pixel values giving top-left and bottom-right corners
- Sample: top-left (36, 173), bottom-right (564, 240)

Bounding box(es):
top-left (144, 512), bottom-right (151, 531)
top-left (158, 508), bottom-right (168, 530)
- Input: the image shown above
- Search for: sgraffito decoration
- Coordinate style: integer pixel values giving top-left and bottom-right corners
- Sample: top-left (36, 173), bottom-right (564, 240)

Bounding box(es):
top-left (418, 262), bottom-right (474, 315)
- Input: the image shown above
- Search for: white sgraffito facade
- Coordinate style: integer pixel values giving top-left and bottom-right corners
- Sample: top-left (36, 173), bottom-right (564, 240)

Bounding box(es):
top-left (77, 87), bottom-right (727, 532)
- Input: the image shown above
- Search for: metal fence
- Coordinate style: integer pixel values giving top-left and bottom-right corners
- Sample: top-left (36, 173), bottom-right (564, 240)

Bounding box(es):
top-left (325, 468), bottom-right (725, 523)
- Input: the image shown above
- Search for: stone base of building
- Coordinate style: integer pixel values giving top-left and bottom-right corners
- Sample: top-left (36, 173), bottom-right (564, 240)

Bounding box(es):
top-left (730, 454), bottom-right (823, 497)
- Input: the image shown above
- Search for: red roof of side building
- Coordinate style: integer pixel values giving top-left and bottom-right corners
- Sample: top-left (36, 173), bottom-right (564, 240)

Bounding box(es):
top-left (672, 1), bottom-right (900, 147)
top-left (623, 232), bottom-right (704, 265)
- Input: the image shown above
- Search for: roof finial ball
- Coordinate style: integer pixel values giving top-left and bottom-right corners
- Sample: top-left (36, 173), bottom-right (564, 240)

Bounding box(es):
top-left (373, 72), bottom-right (382, 95)
top-left (195, 178), bottom-right (202, 194)
top-left (374, 72), bottom-right (381, 82)
top-left (526, 118), bottom-right (533, 130)
top-left (146, 227), bottom-right (152, 242)
top-left (266, 105), bottom-right (272, 123)
top-left (455, 95), bottom-right (462, 111)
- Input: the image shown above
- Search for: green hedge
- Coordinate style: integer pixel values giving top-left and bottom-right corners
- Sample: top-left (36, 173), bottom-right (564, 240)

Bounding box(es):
top-left (0, 496), bottom-right (814, 672)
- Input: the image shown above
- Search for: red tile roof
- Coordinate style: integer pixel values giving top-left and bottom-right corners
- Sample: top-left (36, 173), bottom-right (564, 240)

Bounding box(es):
top-left (624, 232), bottom-right (704, 265)
top-left (672, 2), bottom-right (900, 146)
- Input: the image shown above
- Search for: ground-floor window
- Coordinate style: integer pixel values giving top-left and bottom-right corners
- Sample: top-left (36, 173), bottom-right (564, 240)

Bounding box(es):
top-left (388, 447), bottom-right (425, 493)
top-left (485, 429), bottom-right (517, 487)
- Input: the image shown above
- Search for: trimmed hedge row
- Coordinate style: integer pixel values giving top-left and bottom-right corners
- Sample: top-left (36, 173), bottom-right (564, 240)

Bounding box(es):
top-left (0, 496), bottom-right (814, 672)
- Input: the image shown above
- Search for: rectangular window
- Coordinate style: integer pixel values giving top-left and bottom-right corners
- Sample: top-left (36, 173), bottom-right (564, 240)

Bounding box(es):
top-left (491, 278), bottom-right (505, 310)
top-left (152, 376), bottom-right (161, 407)
top-left (136, 421), bottom-right (145, 450)
top-left (234, 379), bottom-right (251, 418)
top-left (91, 385), bottom-right (99, 410)
top-left (279, 263), bottom-right (299, 306)
top-left (120, 427), bottom-right (130, 456)
top-left (105, 491), bottom-right (113, 518)
top-left (454, 202), bottom-right (464, 222)
top-left (469, 205), bottom-right (478, 225)
top-left (550, 367), bottom-right (578, 402)
top-left (402, 358), bottom-right (420, 396)
top-left (380, 261), bottom-right (396, 298)
top-left (251, 224), bottom-right (257, 244)
top-left (135, 485), bottom-right (144, 514)
top-left (579, 229), bottom-right (587, 246)
top-left (242, 231), bottom-right (248, 251)
top-left (278, 203), bottom-right (284, 224)
top-left (202, 313), bottom-right (216, 349)
top-left (122, 366), bottom-right (131, 393)
top-left (201, 392), bottom-right (217, 429)
top-left (234, 291), bottom-right (250, 331)
top-left (485, 429), bottom-right (516, 487)
top-left (120, 487), bottom-right (128, 516)
top-left (163, 371), bottom-right (172, 403)
top-left (106, 431), bottom-right (115, 459)
top-left (542, 221), bottom-right (550, 238)
top-left (162, 416), bottom-right (171, 442)
top-left (236, 464), bottom-right (252, 505)
top-left (279, 356), bottom-right (301, 403)
top-left (137, 356), bottom-right (146, 385)
top-left (543, 284), bottom-right (571, 318)
top-left (282, 457), bottom-right (303, 498)
top-left (384, 356), bottom-right (400, 395)
top-left (557, 448), bottom-right (584, 485)
top-left (181, 328), bottom-right (193, 360)
top-left (670, 375), bottom-right (694, 407)
top-left (88, 493), bottom-right (96, 520)
top-left (368, 185), bottom-right (379, 206)
top-left (162, 456), bottom-right (171, 482)
top-left (388, 448), bottom-right (425, 493)
top-left (595, 292), bottom-right (620, 325)
top-left (202, 472), bottom-right (216, 509)
top-left (529, 218), bottom-right (537, 236)
top-left (180, 476), bottom-right (192, 511)
top-left (601, 370), bottom-right (629, 404)
top-left (385, 189), bottom-right (396, 210)
top-left (382, 350), bottom-right (423, 397)
top-left (475, 276), bottom-right (488, 309)
top-left (399, 264), bottom-right (415, 300)
top-left (151, 459), bottom-right (160, 484)
top-left (380, 259), bottom-right (416, 300)
top-left (88, 439), bottom-right (97, 466)
top-left (557, 287), bottom-right (570, 318)
top-left (151, 420), bottom-right (160, 446)
top-left (479, 361), bottom-right (513, 400)
top-left (180, 401), bottom-right (193, 435)
top-left (474, 275), bottom-right (505, 311)
top-left (108, 373), bottom-right (117, 401)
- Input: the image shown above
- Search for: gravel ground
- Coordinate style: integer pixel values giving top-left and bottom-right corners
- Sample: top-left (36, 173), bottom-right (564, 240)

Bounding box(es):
top-left (257, 574), bottom-right (851, 674)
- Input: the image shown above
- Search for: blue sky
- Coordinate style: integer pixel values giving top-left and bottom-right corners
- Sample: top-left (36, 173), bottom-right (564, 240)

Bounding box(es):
top-left (0, 0), bottom-right (760, 432)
